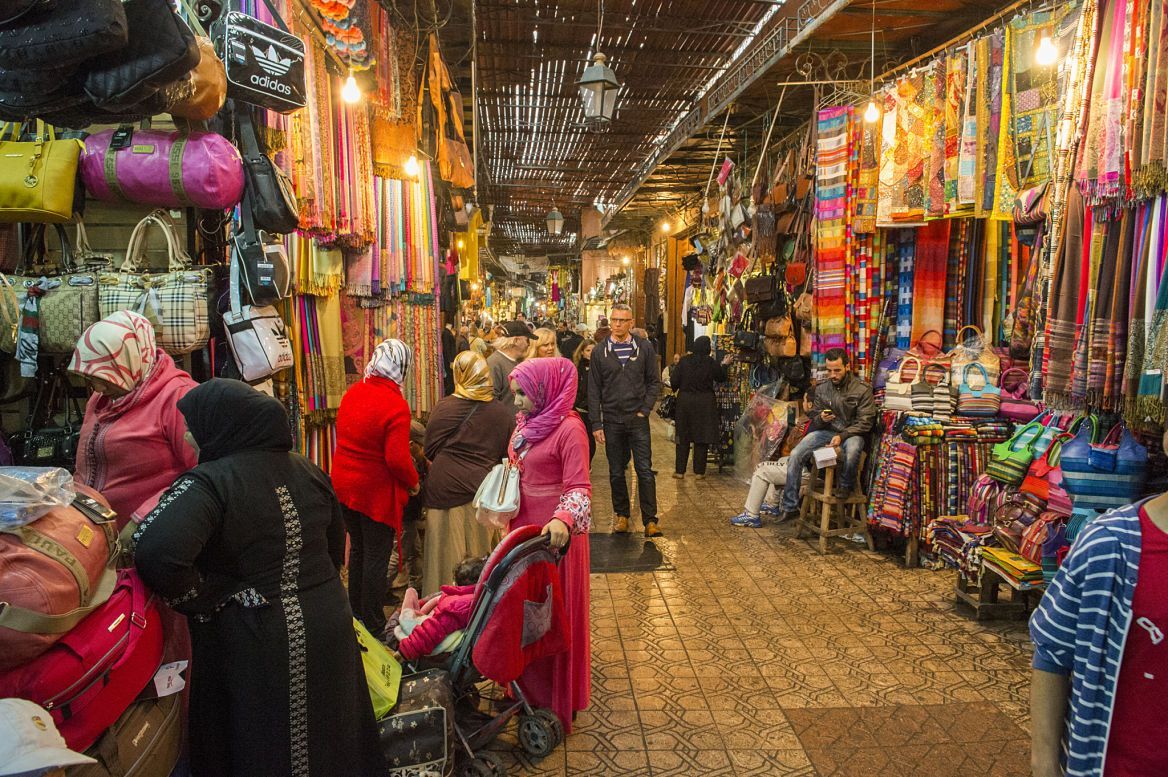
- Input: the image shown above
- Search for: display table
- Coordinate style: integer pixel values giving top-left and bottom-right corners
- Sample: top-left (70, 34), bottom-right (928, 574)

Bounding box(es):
top-left (954, 565), bottom-right (1044, 621)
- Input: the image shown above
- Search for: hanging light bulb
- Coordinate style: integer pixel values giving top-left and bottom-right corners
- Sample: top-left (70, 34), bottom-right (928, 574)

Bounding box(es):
top-left (341, 73), bottom-right (361, 104)
top-left (864, 99), bottom-right (880, 124)
top-left (404, 155), bottom-right (421, 177)
top-left (1036, 35), bottom-right (1058, 67)
top-left (660, 220), bottom-right (672, 234)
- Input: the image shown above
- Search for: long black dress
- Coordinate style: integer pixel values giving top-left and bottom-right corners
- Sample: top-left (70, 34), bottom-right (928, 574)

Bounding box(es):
top-left (133, 380), bottom-right (384, 777)
top-left (669, 347), bottom-right (727, 475)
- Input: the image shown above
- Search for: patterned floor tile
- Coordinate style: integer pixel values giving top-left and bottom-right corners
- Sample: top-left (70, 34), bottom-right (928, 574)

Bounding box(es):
top-left (644, 749), bottom-right (733, 777)
top-left (565, 749), bottom-right (650, 776)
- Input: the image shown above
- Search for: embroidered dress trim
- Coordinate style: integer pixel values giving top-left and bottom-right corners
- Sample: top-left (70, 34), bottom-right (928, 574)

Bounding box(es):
top-left (276, 485), bottom-right (311, 777)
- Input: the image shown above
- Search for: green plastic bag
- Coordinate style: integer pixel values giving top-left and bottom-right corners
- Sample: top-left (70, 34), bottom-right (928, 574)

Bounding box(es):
top-left (354, 617), bottom-right (402, 719)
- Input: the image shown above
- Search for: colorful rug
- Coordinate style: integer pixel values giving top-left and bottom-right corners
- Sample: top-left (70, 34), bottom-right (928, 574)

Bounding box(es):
top-left (910, 221), bottom-right (951, 346)
top-left (814, 106), bottom-right (852, 364)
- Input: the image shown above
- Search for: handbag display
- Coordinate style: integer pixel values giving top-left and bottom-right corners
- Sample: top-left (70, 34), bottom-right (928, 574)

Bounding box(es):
top-left (883, 356), bottom-right (922, 412)
top-left (473, 450), bottom-right (527, 530)
top-left (0, 489), bottom-right (118, 670)
top-left (170, 35), bottom-right (228, 121)
top-left (216, 4), bottom-right (307, 114)
top-left (377, 669), bottom-right (455, 777)
top-left (0, 0), bottom-right (127, 69)
top-left (99, 211), bottom-right (212, 355)
top-left (1059, 420), bottom-right (1148, 515)
top-left (1020, 511), bottom-right (1066, 566)
top-left (223, 248), bottom-right (293, 382)
top-left (0, 568), bottom-right (164, 751)
top-left (744, 274), bottom-right (777, 304)
top-left (82, 0), bottom-right (199, 110)
top-left (238, 108), bottom-right (300, 233)
top-left (81, 125), bottom-right (244, 210)
top-left (0, 120), bottom-right (83, 223)
top-left (999, 367), bottom-right (1040, 422)
top-left (14, 367), bottom-right (86, 468)
top-left (949, 324), bottom-right (1001, 385)
top-left (987, 419), bottom-right (1044, 486)
top-left (9, 224), bottom-right (103, 354)
top-left (956, 363), bottom-right (1001, 417)
top-left (71, 694), bottom-right (181, 777)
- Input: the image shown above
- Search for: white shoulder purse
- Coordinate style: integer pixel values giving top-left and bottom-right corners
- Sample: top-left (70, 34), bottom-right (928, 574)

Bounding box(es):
top-left (473, 450), bottom-right (527, 530)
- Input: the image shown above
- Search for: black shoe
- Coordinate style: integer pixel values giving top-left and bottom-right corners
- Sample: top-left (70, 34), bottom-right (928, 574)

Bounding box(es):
top-left (781, 510), bottom-right (800, 523)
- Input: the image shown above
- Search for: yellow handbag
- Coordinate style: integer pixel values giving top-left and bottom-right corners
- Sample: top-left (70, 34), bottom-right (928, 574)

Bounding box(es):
top-left (0, 121), bottom-right (82, 224)
top-left (354, 617), bottom-right (402, 719)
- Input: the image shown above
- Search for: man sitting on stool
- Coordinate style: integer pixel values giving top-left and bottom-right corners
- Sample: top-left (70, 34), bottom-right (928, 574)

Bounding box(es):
top-left (779, 348), bottom-right (876, 523)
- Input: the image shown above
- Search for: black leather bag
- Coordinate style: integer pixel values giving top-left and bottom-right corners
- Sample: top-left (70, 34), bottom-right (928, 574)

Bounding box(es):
top-left (232, 193), bottom-right (291, 307)
top-left (377, 669), bottom-right (455, 777)
top-left (215, 4), bottom-right (307, 114)
top-left (0, 0), bottom-right (57, 28)
top-left (733, 330), bottom-right (760, 351)
top-left (0, 0), bottom-right (126, 69)
top-left (83, 0), bottom-right (200, 110)
top-left (744, 274), bottom-right (777, 304)
top-left (14, 368), bottom-right (84, 470)
top-left (238, 108), bottom-right (300, 234)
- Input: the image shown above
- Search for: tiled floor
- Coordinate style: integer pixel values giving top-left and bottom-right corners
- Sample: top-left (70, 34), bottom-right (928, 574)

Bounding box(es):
top-left (486, 420), bottom-right (1034, 776)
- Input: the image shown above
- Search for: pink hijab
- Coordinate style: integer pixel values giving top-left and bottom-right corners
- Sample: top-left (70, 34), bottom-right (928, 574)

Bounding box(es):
top-left (510, 357), bottom-right (578, 448)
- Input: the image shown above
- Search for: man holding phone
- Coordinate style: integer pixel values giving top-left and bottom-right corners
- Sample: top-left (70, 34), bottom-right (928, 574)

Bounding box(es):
top-left (777, 348), bottom-right (876, 522)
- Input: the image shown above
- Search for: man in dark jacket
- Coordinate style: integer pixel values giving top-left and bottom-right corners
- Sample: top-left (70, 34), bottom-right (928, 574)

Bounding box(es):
top-left (588, 304), bottom-right (662, 537)
top-left (779, 347), bottom-right (877, 521)
top-left (558, 323), bottom-right (585, 359)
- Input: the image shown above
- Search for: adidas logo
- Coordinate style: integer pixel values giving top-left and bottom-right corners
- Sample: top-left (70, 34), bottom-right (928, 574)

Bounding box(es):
top-left (252, 44), bottom-right (292, 77)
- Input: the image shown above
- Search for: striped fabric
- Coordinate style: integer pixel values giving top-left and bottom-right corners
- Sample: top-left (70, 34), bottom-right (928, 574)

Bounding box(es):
top-left (1029, 503), bottom-right (1143, 777)
top-left (814, 106), bottom-right (852, 367)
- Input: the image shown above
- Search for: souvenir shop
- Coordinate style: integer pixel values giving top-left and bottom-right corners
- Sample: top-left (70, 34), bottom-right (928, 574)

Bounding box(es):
top-left (0, 0), bottom-right (470, 771)
top-left (698, 0), bottom-right (1168, 609)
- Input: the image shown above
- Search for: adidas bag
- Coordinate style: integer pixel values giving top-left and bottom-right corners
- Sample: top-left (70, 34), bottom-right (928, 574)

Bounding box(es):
top-left (216, 5), bottom-right (305, 114)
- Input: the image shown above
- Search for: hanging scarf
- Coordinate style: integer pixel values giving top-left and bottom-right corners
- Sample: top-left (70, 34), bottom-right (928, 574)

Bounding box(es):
top-left (1123, 201), bottom-right (1154, 415)
top-left (365, 338), bottom-right (411, 384)
top-left (15, 279), bottom-right (52, 378)
top-left (452, 351), bottom-right (493, 402)
top-left (944, 47), bottom-right (968, 212)
top-left (1086, 215), bottom-right (1123, 405)
top-left (1043, 187), bottom-right (1087, 407)
top-left (1138, 199), bottom-right (1168, 422)
top-left (1076, 0), bottom-right (1129, 203)
top-left (1138, 0), bottom-right (1168, 193)
top-left (1104, 210), bottom-right (1135, 408)
top-left (508, 357), bottom-right (577, 448)
top-left (957, 41), bottom-right (980, 208)
top-left (910, 221), bottom-right (950, 345)
top-left (926, 58), bottom-right (948, 218)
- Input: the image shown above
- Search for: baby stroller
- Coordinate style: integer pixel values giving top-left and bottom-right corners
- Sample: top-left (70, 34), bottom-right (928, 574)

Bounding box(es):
top-left (401, 525), bottom-right (570, 777)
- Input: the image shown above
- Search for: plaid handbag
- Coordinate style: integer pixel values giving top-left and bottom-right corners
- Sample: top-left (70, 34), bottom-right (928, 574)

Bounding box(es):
top-left (956, 363), bottom-right (1000, 417)
top-left (99, 211), bottom-right (211, 355)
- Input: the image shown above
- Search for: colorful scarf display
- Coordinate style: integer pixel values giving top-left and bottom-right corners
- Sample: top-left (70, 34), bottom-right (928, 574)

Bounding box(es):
top-left (814, 106), bottom-right (852, 364)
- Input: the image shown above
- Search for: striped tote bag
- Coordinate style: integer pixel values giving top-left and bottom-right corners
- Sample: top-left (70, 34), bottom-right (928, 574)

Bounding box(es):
top-left (1059, 422), bottom-right (1148, 516)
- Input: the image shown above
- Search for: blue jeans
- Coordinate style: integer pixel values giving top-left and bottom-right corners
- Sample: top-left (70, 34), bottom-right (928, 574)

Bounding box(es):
top-left (780, 431), bottom-right (865, 512)
top-left (604, 416), bottom-right (657, 525)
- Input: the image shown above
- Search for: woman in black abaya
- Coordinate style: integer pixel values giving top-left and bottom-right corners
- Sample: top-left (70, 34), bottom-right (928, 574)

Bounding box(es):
top-left (133, 379), bottom-right (384, 777)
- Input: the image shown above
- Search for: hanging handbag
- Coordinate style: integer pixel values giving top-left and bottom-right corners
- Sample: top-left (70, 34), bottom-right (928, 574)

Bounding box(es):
top-left (956, 363), bottom-right (1001, 417)
top-left (0, 0), bottom-right (127, 69)
top-left (170, 34), bottom-right (228, 121)
top-left (215, 3), bottom-right (307, 114)
top-left (82, 0), bottom-right (199, 110)
top-left (14, 367), bottom-right (85, 469)
top-left (948, 324), bottom-right (1001, 385)
top-left (744, 274), bottom-right (777, 304)
top-left (1059, 421), bottom-right (1148, 515)
top-left (81, 125), bottom-right (244, 210)
top-left (233, 189), bottom-right (291, 306)
top-left (472, 451), bottom-right (527, 530)
top-left (16, 223), bottom-right (103, 354)
top-left (883, 356), bottom-right (921, 413)
top-left (99, 211), bottom-right (212, 355)
top-left (1019, 418), bottom-right (1084, 516)
top-left (237, 108), bottom-right (300, 234)
top-left (764, 316), bottom-right (796, 359)
top-left (222, 248), bottom-right (293, 382)
top-left (987, 419), bottom-right (1044, 486)
top-left (998, 367), bottom-right (1040, 422)
top-left (0, 121), bottom-right (82, 223)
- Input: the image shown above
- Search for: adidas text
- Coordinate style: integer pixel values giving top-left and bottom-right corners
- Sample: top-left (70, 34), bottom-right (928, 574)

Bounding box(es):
top-left (250, 74), bottom-right (293, 96)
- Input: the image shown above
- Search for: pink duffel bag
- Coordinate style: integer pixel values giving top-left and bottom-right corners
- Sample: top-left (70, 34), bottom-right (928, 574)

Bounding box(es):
top-left (0, 487), bottom-right (119, 670)
top-left (80, 128), bottom-right (244, 210)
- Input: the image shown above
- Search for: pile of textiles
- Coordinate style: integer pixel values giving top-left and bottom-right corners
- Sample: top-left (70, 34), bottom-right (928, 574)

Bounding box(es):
top-left (927, 516), bottom-right (994, 578)
top-left (868, 439), bottom-right (919, 535)
top-left (981, 547), bottom-right (1045, 588)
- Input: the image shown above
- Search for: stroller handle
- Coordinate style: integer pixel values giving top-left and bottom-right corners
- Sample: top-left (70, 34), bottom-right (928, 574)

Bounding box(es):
top-left (484, 532), bottom-right (567, 592)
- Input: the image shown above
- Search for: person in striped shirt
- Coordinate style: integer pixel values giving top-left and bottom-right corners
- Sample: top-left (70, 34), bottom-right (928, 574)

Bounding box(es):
top-left (1030, 428), bottom-right (1168, 777)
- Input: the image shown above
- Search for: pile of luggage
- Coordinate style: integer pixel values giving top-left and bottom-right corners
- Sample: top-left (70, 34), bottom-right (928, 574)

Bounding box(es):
top-left (0, 469), bottom-right (182, 776)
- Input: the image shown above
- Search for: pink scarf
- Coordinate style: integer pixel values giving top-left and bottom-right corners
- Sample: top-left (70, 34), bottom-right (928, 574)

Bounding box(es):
top-left (509, 357), bottom-right (578, 450)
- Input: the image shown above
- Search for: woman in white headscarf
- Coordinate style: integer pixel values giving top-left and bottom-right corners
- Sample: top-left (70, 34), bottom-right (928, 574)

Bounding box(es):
top-left (331, 339), bottom-right (419, 638)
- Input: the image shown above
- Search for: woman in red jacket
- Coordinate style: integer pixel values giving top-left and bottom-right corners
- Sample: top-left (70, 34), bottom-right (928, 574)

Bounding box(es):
top-left (332, 339), bottom-right (420, 637)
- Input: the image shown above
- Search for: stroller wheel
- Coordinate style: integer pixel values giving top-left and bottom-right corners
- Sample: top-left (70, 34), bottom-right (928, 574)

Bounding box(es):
top-left (459, 752), bottom-right (507, 777)
top-left (518, 710), bottom-right (564, 758)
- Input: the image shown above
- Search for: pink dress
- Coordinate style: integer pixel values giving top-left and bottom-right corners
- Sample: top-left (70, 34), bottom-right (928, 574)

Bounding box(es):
top-left (508, 413), bottom-right (591, 732)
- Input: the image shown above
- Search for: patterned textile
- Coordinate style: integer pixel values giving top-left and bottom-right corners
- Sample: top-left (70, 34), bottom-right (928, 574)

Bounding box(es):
top-left (1138, 0), bottom-right (1168, 193)
top-left (910, 221), bottom-right (950, 346)
top-left (895, 231), bottom-right (916, 349)
top-left (944, 46), bottom-right (970, 213)
top-left (289, 293), bottom-right (346, 422)
top-left (352, 299), bottom-right (443, 415)
top-left (1076, 0), bottom-right (1131, 204)
top-left (926, 59), bottom-right (948, 218)
top-left (957, 41), bottom-right (980, 209)
top-left (979, 31), bottom-right (1007, 217)
top-left (854, 118), bottom-right (880, 234)
top-left (877, 70), bottom-right (932, 226)
top-left (1044, 187), bottom-right (1087, 407)
top-left (365, 338), bottom-right (412, 384)
top-left (868, 437), bottom-right (919, 536)
top-left (68, 310), bottom-right (158, 398)
top-left (943, 221), bottom-right (967, 349)
top-left (291, 236), bottom-right (343, 297)
top-left (814, 106), bottom-right (852, 365)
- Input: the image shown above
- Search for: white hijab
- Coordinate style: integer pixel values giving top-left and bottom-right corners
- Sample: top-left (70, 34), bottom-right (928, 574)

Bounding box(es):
top-left (364, 339), bottom-right (412, 385)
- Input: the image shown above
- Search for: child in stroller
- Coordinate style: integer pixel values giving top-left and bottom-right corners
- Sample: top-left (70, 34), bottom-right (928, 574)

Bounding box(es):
top-left (386, 557), bottom-right (484, 660)
top-left (389, 525), bottom-right (571, 777)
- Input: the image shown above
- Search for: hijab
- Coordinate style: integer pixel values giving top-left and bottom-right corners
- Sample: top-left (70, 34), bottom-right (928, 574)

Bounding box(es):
top-left (509, 357), bottom-right (577, 448)
top-left (68, 311), bottom-right (160, 407)
top-left (453, 351), bottom-right (493, 402)
top-left (470, 337), bottom-right (488, 357)
top-left (365, 338), bottom-right (411, 385)
top-left (691, 336), bottom-right (712, 357)
top-left (177, 379), bottom-right (293, 463)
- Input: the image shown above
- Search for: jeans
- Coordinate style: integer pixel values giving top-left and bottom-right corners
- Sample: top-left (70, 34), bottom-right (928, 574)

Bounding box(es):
top-left (780, 431), bottom-right (865, 512)
top-left (604, 416), bottom-right (658, 525)
top-left (744, 459), bottom-right (789, 516)
top-left (675, 442), bottom-right (709, 475)
top-left (343, 506), bottom-right (396, 637)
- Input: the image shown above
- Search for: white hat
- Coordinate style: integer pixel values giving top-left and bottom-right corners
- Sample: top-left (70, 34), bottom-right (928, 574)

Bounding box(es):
top-left (0, 699), bottom-right (96, 776)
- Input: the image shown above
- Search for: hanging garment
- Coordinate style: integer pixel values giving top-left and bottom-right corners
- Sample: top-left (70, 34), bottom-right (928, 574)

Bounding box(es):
top-left (418, 32), bottom-right (474, 189)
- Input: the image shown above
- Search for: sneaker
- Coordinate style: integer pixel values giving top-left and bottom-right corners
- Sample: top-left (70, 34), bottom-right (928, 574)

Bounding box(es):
top-left (759, 503), bottom-right (784, 518)
top-left (644, 522), bottom-right (662, 538)
top-left (729, 512), bottom-right (763, 528)
top-left (612, 516), bottom-right (630, 533)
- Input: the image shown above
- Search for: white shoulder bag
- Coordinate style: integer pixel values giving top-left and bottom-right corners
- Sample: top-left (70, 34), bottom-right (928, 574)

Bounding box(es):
top-left (223, 247), bottom-right (294, 382)
top-left (473, 449), bottom-right (528, 530)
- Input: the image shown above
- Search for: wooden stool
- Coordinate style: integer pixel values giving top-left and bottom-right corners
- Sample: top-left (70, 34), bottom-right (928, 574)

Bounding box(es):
top-left (796, 455), bottom-right (874, 554)
top-left (954, 565), bottom-right (1044, 621)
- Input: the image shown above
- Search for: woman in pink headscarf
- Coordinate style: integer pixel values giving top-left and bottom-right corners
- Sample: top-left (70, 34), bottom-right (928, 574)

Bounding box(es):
top-left (507, 356), bottom-right (591, 732)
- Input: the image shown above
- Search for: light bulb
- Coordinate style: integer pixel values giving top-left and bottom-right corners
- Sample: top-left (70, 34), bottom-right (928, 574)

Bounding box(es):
top-left (404, 155), bottom-right (421, 177)
top-left (341, 74), bottom-right (361, 104)
top-left (457, 239), bottom-right (465, 249)
top-left (622, 256), bottom-right (630, 266)
top-left (661, 221), bottom-right (671, 234)
top-left (864, 99), bottom-right (880, 124)
top-left (1036, 36), bottom-right (1057, 66)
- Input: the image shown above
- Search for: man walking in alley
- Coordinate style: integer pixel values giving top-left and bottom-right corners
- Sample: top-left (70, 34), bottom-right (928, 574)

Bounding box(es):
top-left (589, 303), bottom-right (662, 537)
top-left (776, 348), bottom-right (876, 523)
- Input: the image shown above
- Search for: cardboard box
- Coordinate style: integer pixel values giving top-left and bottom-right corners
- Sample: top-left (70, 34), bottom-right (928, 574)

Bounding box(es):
top-left (812, 446), bottom-right (838, 470)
